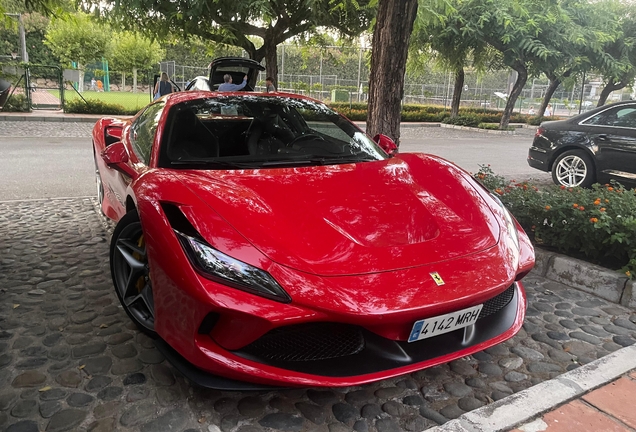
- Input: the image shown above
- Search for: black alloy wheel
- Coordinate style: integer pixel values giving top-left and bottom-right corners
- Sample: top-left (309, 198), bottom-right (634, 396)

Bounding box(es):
top-left (552, 149), bottom-right (596, 188)
top-left (110, 210), bottom-right (157, 336)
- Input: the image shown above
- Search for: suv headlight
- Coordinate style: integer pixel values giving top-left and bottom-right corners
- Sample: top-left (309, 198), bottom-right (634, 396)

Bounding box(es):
top-left (175, 231), bottom-right (291, 303)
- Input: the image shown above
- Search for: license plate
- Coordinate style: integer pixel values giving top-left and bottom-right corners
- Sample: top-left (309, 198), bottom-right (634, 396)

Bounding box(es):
top-left (408, 304), bottom-right (483, 343)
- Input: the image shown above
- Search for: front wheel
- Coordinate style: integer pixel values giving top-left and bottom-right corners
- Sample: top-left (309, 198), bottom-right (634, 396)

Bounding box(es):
top-left (551, 150), bottom-right (595, 188)
top-left (110, 210), bottom-right (157, 336)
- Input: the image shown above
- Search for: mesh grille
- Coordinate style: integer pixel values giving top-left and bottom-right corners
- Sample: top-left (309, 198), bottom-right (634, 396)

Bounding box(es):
top-left (478, 284), bottom-right (515, 319)
top-left (242, 323), bottom-right (365, 362)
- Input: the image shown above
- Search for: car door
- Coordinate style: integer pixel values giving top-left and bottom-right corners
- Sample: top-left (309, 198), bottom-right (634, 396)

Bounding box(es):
top-left (103, 103), bottom-right (165, 219)
top-left (580, 104), bottom-right (636, 184)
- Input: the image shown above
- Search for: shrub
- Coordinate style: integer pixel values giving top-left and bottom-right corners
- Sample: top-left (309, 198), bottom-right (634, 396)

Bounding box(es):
top-left (474, 165), bottom-right (636, 278)
top-left (477, 123), bottom-right (500, 130)
top-left (64, 98), bottom-right (137, 115)
top-left (442, 114), bottom-right (480, 127)
top-left (2, 94), bottom-right (29, 112)
top-left (527, 115), bottom-right (547, 125)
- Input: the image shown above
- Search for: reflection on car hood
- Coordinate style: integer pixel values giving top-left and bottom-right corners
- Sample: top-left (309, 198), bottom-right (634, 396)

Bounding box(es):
top-left (175, 153), bottom-right (500, 276)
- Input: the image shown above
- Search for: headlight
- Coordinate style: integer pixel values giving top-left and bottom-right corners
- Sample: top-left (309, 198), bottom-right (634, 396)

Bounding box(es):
top-left (175, 231), bottom-right (291, 303)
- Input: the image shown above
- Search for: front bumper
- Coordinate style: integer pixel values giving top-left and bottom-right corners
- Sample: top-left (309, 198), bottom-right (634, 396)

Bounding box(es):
top-left (158, 281), bottom-right (527, 388)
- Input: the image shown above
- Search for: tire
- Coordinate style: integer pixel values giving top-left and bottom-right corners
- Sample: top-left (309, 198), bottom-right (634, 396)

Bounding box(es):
top-left (110, 210), bottom-right (157, 337)
top-left (551, 150), bottom-right (595, 188)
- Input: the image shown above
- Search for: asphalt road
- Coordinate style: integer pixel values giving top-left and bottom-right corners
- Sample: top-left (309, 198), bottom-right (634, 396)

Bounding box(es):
top-left (0, 122), bottom-right (552, 201)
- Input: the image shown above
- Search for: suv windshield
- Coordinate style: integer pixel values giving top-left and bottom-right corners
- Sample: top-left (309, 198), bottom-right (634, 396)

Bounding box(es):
top-left (159, 96), bottom-right (388, 169)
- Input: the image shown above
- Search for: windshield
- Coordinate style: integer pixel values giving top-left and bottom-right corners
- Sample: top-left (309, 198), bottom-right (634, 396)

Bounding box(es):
top-left (159, 95), bottom-right (388, 169)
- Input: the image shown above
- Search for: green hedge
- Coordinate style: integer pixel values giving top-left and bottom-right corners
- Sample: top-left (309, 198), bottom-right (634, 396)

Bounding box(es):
top-left (2, 94), bottom-right (29, 112)
top-left (329, 102), bottom-right (535, 126)
top-left (475, 165), bottom-right (636, 278)
top-left (64, 98), bottom-right (138, 115)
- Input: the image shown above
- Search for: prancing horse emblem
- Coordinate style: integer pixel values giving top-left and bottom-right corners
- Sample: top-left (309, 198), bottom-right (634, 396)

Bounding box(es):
top-left (430, 272), bottom-right (445, 286)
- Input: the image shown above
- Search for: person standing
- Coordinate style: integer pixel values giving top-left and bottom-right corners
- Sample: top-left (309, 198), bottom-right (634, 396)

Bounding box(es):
top-left (265, 77), bottom-right (276, 93)
top-left (218, 74), bottom-right (248, 91)
top-left (546, 103), bottom-right (553, 117)
top-left (154, 72), bottom-right (174, 99)
top-left (90, 77), bottom-right (96, 91)
top-left (528, 106), bottom-right (535, 115)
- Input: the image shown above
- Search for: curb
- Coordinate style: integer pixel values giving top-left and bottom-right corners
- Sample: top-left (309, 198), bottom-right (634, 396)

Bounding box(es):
top-left (426, 344), bottom-right (636, 431)
top-left (439, 123), bottom-right (516, 135)
top-left (534, 248), bottom-right (633, 308)
top-left (0, 113), bottom-right (103, 122)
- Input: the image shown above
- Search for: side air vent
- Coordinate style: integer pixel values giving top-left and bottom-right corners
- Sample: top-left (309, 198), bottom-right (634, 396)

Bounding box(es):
top-left (160, 203), bottom-right (200, 239)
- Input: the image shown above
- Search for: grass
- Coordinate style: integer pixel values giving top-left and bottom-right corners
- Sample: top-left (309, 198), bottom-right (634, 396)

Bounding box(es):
top-left (48, 90), bottom-right (151, 112)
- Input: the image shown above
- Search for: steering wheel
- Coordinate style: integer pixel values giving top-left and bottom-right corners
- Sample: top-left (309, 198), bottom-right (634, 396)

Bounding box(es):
top-left (287, 133), bottom-right (325, 147)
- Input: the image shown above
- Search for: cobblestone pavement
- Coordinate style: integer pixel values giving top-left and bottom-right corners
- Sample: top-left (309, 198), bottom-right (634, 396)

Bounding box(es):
top-left (0, 121), bottom-right (94, 138)
top-left (1, 198), bottom-right (635, 432)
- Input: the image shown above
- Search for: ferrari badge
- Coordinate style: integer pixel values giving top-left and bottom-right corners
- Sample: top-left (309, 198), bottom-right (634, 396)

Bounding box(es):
top-left (430, 272), bottom-right (445, 286)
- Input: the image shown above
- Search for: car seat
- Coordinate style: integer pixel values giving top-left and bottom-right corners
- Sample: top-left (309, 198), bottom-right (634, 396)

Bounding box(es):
top-left (168, 109), bottom-right (219, 161)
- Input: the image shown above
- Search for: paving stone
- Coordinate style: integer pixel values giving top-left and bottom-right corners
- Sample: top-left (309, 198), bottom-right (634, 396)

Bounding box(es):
top-left (580, 325), bottom-right (611, 338)
top-left (258, 413), bottom-right (304, 431)
top-left (138, 349), bottom-right (164, 364)
top-left (489, 381), bottom-right (513, 394)
top-left (123, 372), bottom-right (146, 386)
top-left (603, 341), bottom-right (624, 352)
top-left (39, 389), bottom-right (67, 402)
top-left (569, 331), bottom-right (602, 345)
top-left (96, 386), bottom-right (122, 401)
top-left (420, 406), bottom-right (448, 425)
top-left (296, 402), bottom-right (326, 425)
top-left (119, 401), bottom-right (159, 426)
top-left (439, 404), bottom-right (464, 419)
top-left (328, 423), bottom-right (350, 432)
top-left (375, 418), bottom-right (402, 432)
top-left (491, 390), bottom-right (511, 401)
top-left (353, 419), bottom-right (370, 432)
top-left (126, 386), bottom-right (149, 402)
top-left (16, 357), bottom-right (48, 369)
top-left (71, 342), bottom-right (106, 358)
top-left (93, 401), bottom-right (121, 419)
top-left (531, 332), bottom-right (564, 349)
top-left (402, 395), bottom-right (425, 406)
top-left (333, 402), bottom-right (359, 423)
top-left (0, 391), bottom-right (18, 410)
top-left (39, 400), bottom-right (62, 418)
top-left (498, 357), bottom-right (523, 370)
top-left (396, 378), bottom-right (419, 390)
top-left (151, 364), bottom-right (175, 386)
top-left (46, 409), bottom-right (87, 432)
top-left (613, 335), bottom-right (635, 347)
top-left (156, 387), bottom-right (182, 406)
top-left (85, 376), bottom-right (112, 392)
top-left (67, 393), bottom-right (94, 407)
top-left (421, 385), bottom-right (451, 402)
top-left (11, 399), bottom-right (37, 417)
top-left (510, 346), bottom-right (544, 361)
top-left (237, 396), bottom-right (265, 417)
top-left (571, 307), bottom-right (603, 317)
top-left (449, 359), bottom-right (478, 376)
top-left (526, 362), bottom-right (562, 373)
top-left (614, 318), bottom-right (636, 330)
top-left (81, 357), bottom-right (112, 375)
top-left (558, 320), bottom-right (579, 330)
top-left (12, 371), bottom-right (46, 387)
top-left (55, 370), bottom-right (81, 388)
top-left (307, 390), bottom-right (339, 406)
top-left (214, 398), bottom-right (237, 414)
top-left (6, 420), bottom-right (39, 432)
top-left (479, 363), bottom-right (503, 377)
top-left (87, 418), bottom-right (115, 432)
top-left (457, 396), bottom-right (484, 411)
top-left (548, 348), bottom-right (574, 363)
top-left (382, 401), bottom-right (409, 417)
top-left (562, 340), bottom-right (596, 357)
top-left (374, 387), bottom-right (404, 399)
top-left (504, 371), bottom-right (528, 382)
top-left (465, 377), bottom-right (487, 389)
top-left (47, 346), bottom-right (69, 361)
top-left (471, 351), bottom-right (492, 362)
top-left (111, 358), bottom-right (142, 375)
top-left (0, 353), bottom-right (12, 368)
top-left (350, 402), bottom-right (378, 422)
top-left (345, 390), bottom-right (375, 406)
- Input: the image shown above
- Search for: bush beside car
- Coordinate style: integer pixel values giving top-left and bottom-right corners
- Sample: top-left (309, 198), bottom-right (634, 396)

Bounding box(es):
top-left (64, 98), bottom-right (138, 115)
top-left (475, 165), bottom-right (636, 279)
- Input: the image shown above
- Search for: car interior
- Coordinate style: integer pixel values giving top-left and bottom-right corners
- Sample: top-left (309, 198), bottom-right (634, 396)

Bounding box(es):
top-left (158, 97), bottom-right (374, 168)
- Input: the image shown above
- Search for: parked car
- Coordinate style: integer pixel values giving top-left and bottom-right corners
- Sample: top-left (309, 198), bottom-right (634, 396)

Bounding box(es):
top-left (185, 57), bottom-right (265, 92)
top-left (93, 91), bottom-right (534, 388)
top-left (528, 100), bottom-right (636, 188)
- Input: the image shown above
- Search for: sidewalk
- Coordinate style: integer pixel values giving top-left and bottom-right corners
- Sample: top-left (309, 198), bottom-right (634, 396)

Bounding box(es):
top-left (428, 345), bottom-right (636, 431)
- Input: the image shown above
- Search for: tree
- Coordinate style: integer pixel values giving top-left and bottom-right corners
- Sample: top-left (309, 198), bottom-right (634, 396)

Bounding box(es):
top-left (44, 12), bottom-right (110, 90)
top-left (82, 0), bottom-right (374, 87)
top-left (592, 2), bottom-right (636, 106)
top-left (110, 31), bottom-right (164, 92)
top-left (366, 0), bottom-right (418, 144)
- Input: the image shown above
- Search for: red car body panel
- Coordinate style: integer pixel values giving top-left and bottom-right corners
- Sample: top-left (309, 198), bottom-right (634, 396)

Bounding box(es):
top-left (93, 91), bottom-right (535, 387)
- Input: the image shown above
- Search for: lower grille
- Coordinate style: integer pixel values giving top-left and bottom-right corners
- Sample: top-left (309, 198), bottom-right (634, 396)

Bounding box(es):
top-left (478, 284), bottom-right (515, 320)
top-left (241, 323), bottom-right (365, 362)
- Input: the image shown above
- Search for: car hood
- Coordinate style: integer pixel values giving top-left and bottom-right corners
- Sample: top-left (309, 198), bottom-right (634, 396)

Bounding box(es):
top-left (175, 153), bottom-right (500, 276)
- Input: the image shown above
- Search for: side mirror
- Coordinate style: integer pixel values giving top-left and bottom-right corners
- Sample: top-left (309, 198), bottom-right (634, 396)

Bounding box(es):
top-left (101, 142), bottom-right (138, 179)
top-left (373, 134), bottom-right (398, 156)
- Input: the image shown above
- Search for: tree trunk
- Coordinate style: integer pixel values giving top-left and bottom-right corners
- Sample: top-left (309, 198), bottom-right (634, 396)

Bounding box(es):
top-left (597, 78), bottom-right (624, 106)
top-left (450, 68), bottom-right (464, 118)
top-left (262, 39), bottom-right (278, 89)
top-left (133, 68), bottom-right (138, 93)
top-left (366, 0), bottom-right (419, 145)
top-left (499, 62), bottom-right (527, 129)
top-left (78, 64), bottom-right (84, 93)
top-left (538, 78), bottom-right (560, 117)
top-left (122, 72), bottom-right (126, 92)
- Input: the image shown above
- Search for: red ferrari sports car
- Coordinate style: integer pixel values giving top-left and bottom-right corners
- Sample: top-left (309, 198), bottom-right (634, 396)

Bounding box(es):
top-left (93, 90), bottom-right (534, 389)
